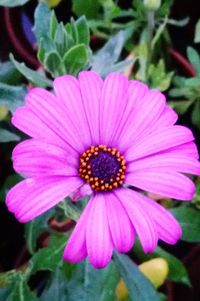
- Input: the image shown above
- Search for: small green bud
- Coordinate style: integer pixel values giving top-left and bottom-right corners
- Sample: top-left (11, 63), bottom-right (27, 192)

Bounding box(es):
top-left (144, 0), bottom-right (161, 11)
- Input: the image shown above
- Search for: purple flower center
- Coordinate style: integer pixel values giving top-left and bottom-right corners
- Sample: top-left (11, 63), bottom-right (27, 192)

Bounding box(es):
top-left (90, 150), bottom-right (121, 182)
top-left (79, 145), bottom-right (126, 192)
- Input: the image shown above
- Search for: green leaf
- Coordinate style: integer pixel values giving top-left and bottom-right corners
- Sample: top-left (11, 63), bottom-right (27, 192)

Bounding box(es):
top-left (0, 175), bottom-right (21, 202)
top-left (66, 260), bottom-right (119, 301)
top-left (75, 16), bottom-right (90, 46)
top-left (31, 234), bottom-right (67, 273)
top-left (194, 19), bottom-right (200, 43)
top-left (134, 241), bottom-right (190, 286)
top-left (114, 252), bottom-right (160, 301)
top-left (0, 0), bottom-right (29, 7)
top-left (10, 54), bottom-right (52, 88)
top-left (63, 44), bottom-right (89, 75)
top-left (187, 47), bottom-right (200, 74)
top-left (0, 61), bottom-right (21, 85)
top-left (44, 51), bottom-right (64, 77)
top-left (0, 128), bottom-right (20, 143)
top-left (92, 29), bottom-right (131, 76)
top-left (191, 100), bottom-right (200, 128)
top-left (50, 11), bottom-right (59, 40)
top-left (40, 267), bottom-right (68, 301)
top-left (6, 274), bottom-right (38, 301)
top-left (25, 209), bottom-right (55, 255)
top-left (72, 0), bottom-right (100, 19)
top-left (168, 99), bottom-right (194, 115)
top-left (0, 82), bottom-right (26, 113)
top-left (54, 23), bottom-right (74, 56)
top-left (33, 2), bottom-right (51, 43)
top-left (171, 206), bottom-right (200, 242)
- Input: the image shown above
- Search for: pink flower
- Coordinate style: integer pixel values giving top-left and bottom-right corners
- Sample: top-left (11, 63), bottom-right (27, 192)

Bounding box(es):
top-left (6, 72), bottom-right (200, 268)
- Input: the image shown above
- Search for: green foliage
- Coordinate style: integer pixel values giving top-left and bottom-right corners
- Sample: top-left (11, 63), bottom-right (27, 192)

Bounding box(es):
top-left (34, 3), bottom-right (90, 77)
top-left (170, 206), bottom-right (200, 242)
top-left (0, 0), bottom-right (29, 7)
top-left (194, 19), bottom-right (200, 43)
top-left (10, 54), bottom-right (52, 88)
top-left (0, 82), bottom-right (26, 113)
top-left (72, 0), bottom-right (100, 19)
top-left (0, 128), bottom-right (20, 143)
top-left (169, 46), bottom-right (200, 128)
top-left (92, 29), bottom-right (134, 77)
top-left (134, 240), bottom-right (191, 286)
top-left (148, 59), bottom-right (173, 91)
top-left (25, 209), bottom-right (55, 255)
top-left (0, 61), bottom-right (21, 85)
top-left (31, 234), bottom-right (67, 273)
top-left (114, 252), bottom-right (160, 301)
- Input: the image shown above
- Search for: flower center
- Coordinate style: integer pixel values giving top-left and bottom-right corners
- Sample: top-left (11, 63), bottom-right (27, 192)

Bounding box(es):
top-left (79, 145), bottom-right (126, 192)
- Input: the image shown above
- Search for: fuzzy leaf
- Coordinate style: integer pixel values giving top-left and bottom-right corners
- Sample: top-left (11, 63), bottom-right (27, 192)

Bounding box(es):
top-left (10, 54), bottom-right (52, 88)
top-left (63, 44), bottom-right (89, 75)
top-left (187, 47), bottom-right (200, 74)
top-left (0, 82), bottom-right (26, 113)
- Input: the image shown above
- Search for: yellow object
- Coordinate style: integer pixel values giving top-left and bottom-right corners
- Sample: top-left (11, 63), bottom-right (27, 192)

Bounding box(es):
top-left (0, 106), bottom-right (8, 121)
top-left (42, 0), bottom-right (63, 8)
top-left (139, 258), bottom-right (169, 288)
top-left (116, 258), bottom-right (169, 300)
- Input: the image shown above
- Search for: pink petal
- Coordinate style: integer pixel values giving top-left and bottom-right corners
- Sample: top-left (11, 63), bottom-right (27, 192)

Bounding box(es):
top-left (99, 72), bottom-right (129, 145)
top-left (25, 88), bottom-right (85, 153)
top-left (128, 191), bottom-right (182, 244)
top-left (86, 194), bottom-right (113, 268)
top-left (13, 139), bottom-right (78, 177)
top-left (63, 200), bottom-right (93, 263)
top-left (6, 176), bottom-right (82, 222)
top-left (106, 192), bottom-right (135, 252)
top-left (12, 107), bottom-right (67, 149)
top-left (125, 126), bottom-right (194, 162)
top-left (127, 153), bottom-right (200, 175)
top-left (119, 90), bottom-right (166, 150)
top-left (166, 142), bottom-right (199, 159)
top-left (115, 188), bottom-right (158, 253)
top-left (53, 75), bottom-right (92, 149)
top-left (78, 71), bottom-right (103, 145)
top-left (125, 169), bottom-right (195, 200)
top-left (150, 106), bottom-right (178, 131)
top-left (111, 80), bottom-right (148, 145)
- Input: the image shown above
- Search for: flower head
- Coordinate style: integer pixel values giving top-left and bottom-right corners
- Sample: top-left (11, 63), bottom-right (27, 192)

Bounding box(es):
top-left (6, 71), bottom-right (200, 268)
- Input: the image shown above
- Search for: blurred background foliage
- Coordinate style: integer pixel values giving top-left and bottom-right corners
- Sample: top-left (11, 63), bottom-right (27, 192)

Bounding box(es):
top-left (0, 0), bottom-right (200, 300)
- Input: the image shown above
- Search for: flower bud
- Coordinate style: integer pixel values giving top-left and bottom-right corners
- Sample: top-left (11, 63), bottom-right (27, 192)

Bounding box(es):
top-left (143, 0), bottom-right (161, 11)
top-left (139, 258), bottom-right (169, 288)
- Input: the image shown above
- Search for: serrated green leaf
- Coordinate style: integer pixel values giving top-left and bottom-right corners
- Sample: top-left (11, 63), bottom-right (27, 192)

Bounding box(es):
top-left (10, 54), bottom-right (52, 88)
top-left (194, 19), bottom-right (200, 43)
top-left (171, 206), bottom-right (200, 242)
top-left (134, 241), bottom-right (191, 286)
top-left (75, 16), bottom-right (90, 46)
top-left (114, 253), bottom-right (160, 301)
top-left (63, 44), bottom-right (89, 75)
top-left (0, 82), bottom-right (26, 113)
top-left (31, 235), bottom-right (67, 273)
top-left (44, 51), bottom-right (64, 76)
top-left (187, 47), bottom-right (200, 74)
top-left (0, 61), bottom-right (21, 85)
top-left (25, 209), bottom-right (55, 254)
top-left (0, 0), bottom-right (29, 7)
top-left (0, 128), bottom-right (20, 143)
top-left (33, 2), bottom-right (51, 43)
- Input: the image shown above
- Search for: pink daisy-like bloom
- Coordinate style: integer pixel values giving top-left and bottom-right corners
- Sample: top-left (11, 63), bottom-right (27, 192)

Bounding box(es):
top-left (6, 72), bottom-right (200, 268)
